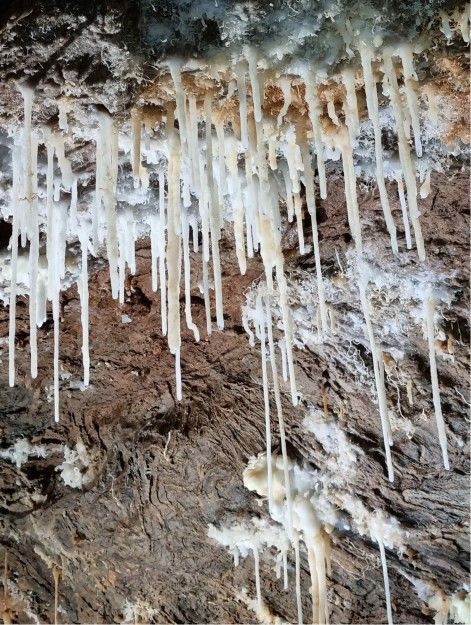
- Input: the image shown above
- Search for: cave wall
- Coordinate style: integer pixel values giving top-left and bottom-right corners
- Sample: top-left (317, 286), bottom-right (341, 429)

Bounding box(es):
top-left (0, 2), bottom-right (469, 624)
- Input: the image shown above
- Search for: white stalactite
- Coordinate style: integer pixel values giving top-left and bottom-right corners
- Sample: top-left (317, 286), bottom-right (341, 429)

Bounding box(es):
top-left (395, 174), bottom-right (412, 249)
top-left (257, 295), bottom-right (273, 514)
top-left (277, 77), bottom-right (292, 127)
top-left (253, 546), bottom-right (262, 614)
top-left (304, 67), bottom-right (327, 199)
top-left (29, 138), bottom-right (39, 379)
top-left (159, 170), bottom-right (168, 336)
top-left (377, 538), bottom-right (394, 625)
top-left (359, 43), bottom-right (398, 254)
top-left (244, 46), bottom-right (263, 124)
top-left (397, 45), bottom-right (423, 158)
top-left (297, 121), bottom-right (328, 335)
top-left (8, 139), bottom-right (20, 388)
top-left (382, 48), bottom-right (425, 261)
top-left (78, 226), bottom-right (90, 387)
top-left (265, 295), bottom-right (293, 536)
top-left (166, 103), bottom-right (183, 399)
top-left (204, 95), bottom-right (224, 330)
top-left (425, 295), bottom-right (450, 470)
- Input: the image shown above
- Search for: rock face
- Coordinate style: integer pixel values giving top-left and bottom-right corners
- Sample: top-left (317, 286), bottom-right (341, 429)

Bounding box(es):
top-left (0, 2), bottom-right (469, 625)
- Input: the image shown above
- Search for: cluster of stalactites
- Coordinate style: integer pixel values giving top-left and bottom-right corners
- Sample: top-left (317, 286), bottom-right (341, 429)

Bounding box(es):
top-left (206, 453), bottom-right (333, 625)
top-left (5, 41), bottom-right (449, 481)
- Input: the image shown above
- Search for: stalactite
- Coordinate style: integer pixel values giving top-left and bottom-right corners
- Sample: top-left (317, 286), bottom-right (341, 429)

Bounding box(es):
top-left (78, 226), bottom-right (90, 387)
top-left (395, 174), bottom-right (412, 249)
top-left (257, 295), bottom-right (273, 514)
top-left (182, 207), bottom-right (200, 342)
top-left (277, 77), bottom-right (292, 127)
top-left (282, 550), bottom-right (288, 591)
top-left (57, 98), bottom-right (70, 133)
top-left (168, 60), bottom-right (188, 148)
top-left (98, 112), bottom-right (119, 300)
top-left (204, 95), bottom-right (224, 330)
top-left (150, 212), bottom-right (159, 293)
top-left (2, 36), bottom-right (460, 625)
top-left (17, 86), bottom-right (37, 380)
top-left (358, 43), bottom-right (398, 254)
top-left (294, 497), bottom-right (329, 625)
top-left (265, 120), bottom-right (278, 170)
top-left (358, 278), bottom-right (395, 482)
top-left (397, 45), bottom-right (422, 158)
top-left (326, 95), bottom-right (339, 126)
top-left (29, 138), bottom-right (39, 379)
top-left (244, 46), bottom-right (263, 124)
top-left (258, 201), bottom-right (297, 406)
top-left (294, 536), bottom-right (303, 625)
top-left (131, 108), bottom-right (142, 187)
top-left (214, 116), bottom-right (228, 206)
top-left (226, 136), bottom-right (247, 275)
top-left (342, 68), bottom-right (359, 142)
top-left (265, 295), bottom-right (293, 536)
top-left (425, 295), bottom-right (450, 470)
top-left (202, 256), bottom-right (212, 336)
top-left (281, 163), bottom-right (295, 223)
top-left (253, 545), bottom-right (262, 614)
top-left (188, 95), bottom-right (201, 196)
top-left (158, 170), bottom-right (168, 337)
top-left (45, 137), bottom-right (54, 295)
top-left (165, 102), bottom-right (183, 400)
top-left (376, 538), bottom-right (393, 625)
top-left (235, 61), bottom-right (249, 149)
top-left (304, 67), bottom-right (327, 199)
top-left (297, 119), bottom-right (328, 335)
top-left (50, 133), bottom-right (73, 192)
top-left (51, 199), bottom-right (61, 423)
top-left (336, 125), bottom-right (363, 253)
top-left (382, 48), bottom-right (425, 261)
